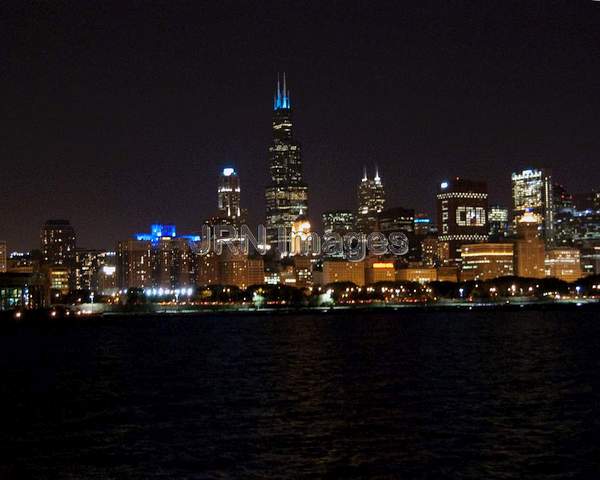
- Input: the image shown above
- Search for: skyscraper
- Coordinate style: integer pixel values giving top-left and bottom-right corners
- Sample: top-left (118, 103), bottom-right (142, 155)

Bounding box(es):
top-left (265, 74), bottom-right (309, 250)
top-left (356, 166), bottom-right (385, 233)
top-left (437, 178), bottom-right (488, 263)
top-left (511, 168), bottom-right (554, 245)
top-left (217, 167), bottom-right (242, 224)
top-left (40, 219), bottom-right (77, 289)
top-left (488, 205), bottom-right (510, 241)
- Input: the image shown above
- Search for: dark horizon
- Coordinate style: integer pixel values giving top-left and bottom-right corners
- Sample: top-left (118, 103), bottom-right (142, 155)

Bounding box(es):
top-left (2, 1), bottom-right (600, 251)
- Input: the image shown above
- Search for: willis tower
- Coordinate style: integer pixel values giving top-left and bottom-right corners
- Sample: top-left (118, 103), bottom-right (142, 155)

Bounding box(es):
top-left (265, 74), bottom-right (309, 251)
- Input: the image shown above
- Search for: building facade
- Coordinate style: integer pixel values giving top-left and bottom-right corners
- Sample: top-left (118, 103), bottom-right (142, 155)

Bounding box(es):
top-left (460, 243), bottom-right (514, 281)
top-left (511, 168), bottom-right (554, 245)
top-left (0, 241), bottom-right (6, 273)
top-left (436, 178), bottom-right (489, 263)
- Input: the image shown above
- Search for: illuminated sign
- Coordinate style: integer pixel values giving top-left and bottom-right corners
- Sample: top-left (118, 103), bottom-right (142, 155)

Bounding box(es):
top-left (456, 207), bottom-right (486, 227)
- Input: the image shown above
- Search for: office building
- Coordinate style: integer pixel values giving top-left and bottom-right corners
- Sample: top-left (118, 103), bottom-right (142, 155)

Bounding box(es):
top-left (219, 249), bottom-right (265, 289)
top-left (356, 166), bottom-right (385, 233)
top-left (437, 177), bottom-right (488, 263)
top-left (488, 205), bottom-right (510, 241)
top-left (511, 168), bottom-right (554, 245)
top-left (322, 260), bottom-right (365, 286)
top-left (217, 167), bottom-right (245, 225)
top-left (460, 243), bottom-right (514, 281)
top-left (265, 74), bottom-right (309, 249)
top-left (365, 259), bottom-right (396, 284)
top-left (545, 248), bottom-right (583, 282)
top-left (514, 212), bottom-right (546, 278)
top-left (322, 210), bottom-right (355, 236)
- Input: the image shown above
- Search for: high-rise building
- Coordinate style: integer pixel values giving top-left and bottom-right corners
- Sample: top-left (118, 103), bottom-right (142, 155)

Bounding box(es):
top-left (265, 74), bottom-right (309, 249)
top-left (511, 168), bottom-right (554, 245)
top-left (40, 220), bottom-right (76, 267)
top-left (460, 243), bottom-right (514, 281)
top-left (356, 167), bottom-right (385, 233)
top-left (322, 210), bottom-right (355, 236)
top-left (0, 241), bottom-right (6, 273)
top-left (514, 212), bottom-right (546, 279)
top-left (378, 207), bottom-right (417, 260)
top-left (40, 219), bottom-right (77, 290)
top-left (117, 239), bottom-right (153, 289)
top-left (117, 224), bottom-right (200, 289)
top-left (488, 205), bottom-right (510, 241)
top-left (436, 178), bottom-right (488, 263)
top-left (217, 167), bottom-right (244, 225)
top-left (322, 210), bottom-right (356, 259)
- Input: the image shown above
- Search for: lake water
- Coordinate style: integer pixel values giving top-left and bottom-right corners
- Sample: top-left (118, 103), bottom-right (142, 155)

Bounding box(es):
top-left (1, 309), bottom-right (599, 478)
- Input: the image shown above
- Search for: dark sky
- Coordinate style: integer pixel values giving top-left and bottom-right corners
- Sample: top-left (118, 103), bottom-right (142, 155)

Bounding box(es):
top-left (2, 0), bottom-right (600, 251)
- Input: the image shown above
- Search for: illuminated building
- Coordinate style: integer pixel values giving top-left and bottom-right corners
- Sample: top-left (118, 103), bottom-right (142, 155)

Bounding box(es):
top-left (421, 236), bottom-right (439, 267)
top-left (290, 214), bottom-right (316, 255)
top-left (218, 249), bottom-right (264, 289)
top-left (322, 260), bottom-right (365, 286)
top-left (414, 213), bottom-right (434, 236)
top-left (460, 243), bottom-right (514, 281)
top-left (378, 207), bottom-right (418, 260)
top-left (292, 255), bottom-right (313, 287)
top-left (117, 224), bottom-right (200, 289)
top-left (511, 168), bottom-right (554, 245)
top-left (396, 267), bottom-right (437, 284)
top-left (196, 251), bottom-right (220, 286)
top-left (265, 74), bottom-right (309, 249)
top-left (0, 272), bottom-right (49, 310)
top-left (322, 210), bottom-right (356, 259)
top-left (488, 205), bottom-right (509, 241)
top-left (357, 166), bottom-right (385, 233)
top-left (436, 178), bottom-right (488, 263)
top-left (514, 212), bottom-right (546, 278)
top-left (581, 246), bottom-right (600, 275)
top-left (117, 239), bottom-right (152, 289)
top-left (365, 259), bottom-right (396, 284)
top-left (48, 266), bottom-right (71, 295)
top-left (218, 167), bottom-right (241, 219)
top-left (545, 247), bottom-right (583, 282)
top-left (40, 219), bottom-right (77, 289)
top-left (6, 251), bottom-right (39, 274)
top-left (74, 249), bottom-right (116, 293)
top-left (0, 241), bottom-right (6, 273)
top-left (322, 210), bottom-right (355, 236)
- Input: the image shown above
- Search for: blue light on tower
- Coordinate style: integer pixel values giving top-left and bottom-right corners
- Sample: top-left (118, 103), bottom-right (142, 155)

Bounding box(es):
top-left (273, 72), bottom-right (291, 110)
top-left (135, 224), bottom-right (199, 244)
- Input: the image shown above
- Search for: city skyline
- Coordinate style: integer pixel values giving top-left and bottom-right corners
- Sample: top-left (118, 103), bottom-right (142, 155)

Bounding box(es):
top-left (2, 2), bottom-right (600, 251)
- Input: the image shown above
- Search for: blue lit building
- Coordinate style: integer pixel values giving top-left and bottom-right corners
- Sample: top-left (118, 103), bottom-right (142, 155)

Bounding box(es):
top-left (117, 224), bottom-right (200, 289)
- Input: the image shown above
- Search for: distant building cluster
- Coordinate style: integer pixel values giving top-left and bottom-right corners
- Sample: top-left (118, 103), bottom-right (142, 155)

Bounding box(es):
top-left (1, 77), bottom-right (600, 310)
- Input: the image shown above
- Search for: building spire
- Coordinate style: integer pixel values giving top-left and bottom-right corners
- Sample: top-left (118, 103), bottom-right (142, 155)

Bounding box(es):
top-left (362, 165), bottom-right (368, 181)
top-left (374, 164), bottom-right (381, 182)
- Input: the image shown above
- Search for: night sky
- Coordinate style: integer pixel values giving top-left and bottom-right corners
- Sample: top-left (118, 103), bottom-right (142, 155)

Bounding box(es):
top-left (2, 1), bottom-right (600, 251)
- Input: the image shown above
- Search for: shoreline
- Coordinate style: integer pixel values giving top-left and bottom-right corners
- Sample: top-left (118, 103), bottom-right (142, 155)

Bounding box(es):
top-left (2, 299), bottom-right (599, 324)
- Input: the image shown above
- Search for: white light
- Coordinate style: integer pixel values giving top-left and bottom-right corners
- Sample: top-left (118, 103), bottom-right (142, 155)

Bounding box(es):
top-left (441, 181), bottom-right (448, 189)
top-left (223, 167), bottom-right (235, 176)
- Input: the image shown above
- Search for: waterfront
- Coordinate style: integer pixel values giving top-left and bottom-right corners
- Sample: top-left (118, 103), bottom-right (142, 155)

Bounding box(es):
top-left (1, 310), bottom-right (599, 478)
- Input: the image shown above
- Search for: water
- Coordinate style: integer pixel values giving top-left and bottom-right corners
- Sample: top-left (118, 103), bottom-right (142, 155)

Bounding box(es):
top-left (1, 309), bottom-right (599, 479)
